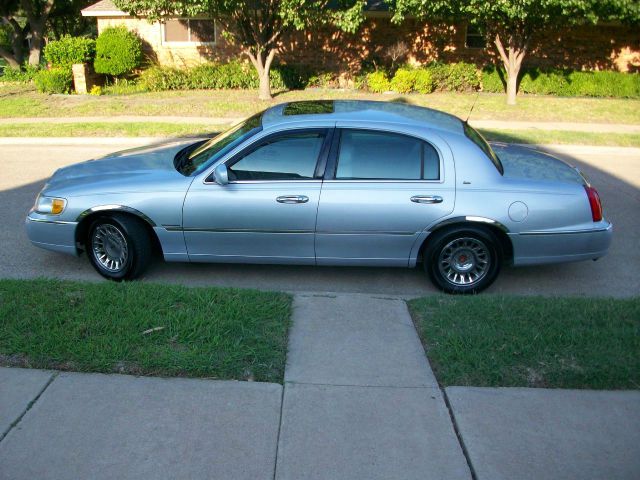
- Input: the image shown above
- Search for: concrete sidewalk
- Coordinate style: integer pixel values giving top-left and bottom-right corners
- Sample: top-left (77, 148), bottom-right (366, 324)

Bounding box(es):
top-left (1, 294), bottom-right (639, 479)
top-left (0, 115), bottom-right (638, 133)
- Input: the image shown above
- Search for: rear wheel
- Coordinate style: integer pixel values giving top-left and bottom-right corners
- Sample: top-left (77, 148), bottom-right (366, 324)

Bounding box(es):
top-left (424, 226), bottom-right (501, 294)
top-left (87, 215), bottom-right (152, 281)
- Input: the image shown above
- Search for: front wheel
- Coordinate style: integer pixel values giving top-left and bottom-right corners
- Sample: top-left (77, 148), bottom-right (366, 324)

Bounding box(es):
top-left (87, 215), bottom-right (152, 281)
top-left (424, 226), bottom-right (502, 294)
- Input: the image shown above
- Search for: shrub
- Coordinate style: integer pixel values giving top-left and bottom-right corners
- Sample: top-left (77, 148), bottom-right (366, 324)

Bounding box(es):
top-left (427, 62), bottom-right (480, 92)
top-left (89, 85), bottom-right (102, 95)
top-left (94, 26), bottom-right (142, 77)
top-left (34, 68), bottom-right (72, 94)
top-left (481, 66), bottom-right (640, 99)
top-left (366, 71), bottom-right (391, 93)
top-left (390, 68), bottom-right (416, 93)
top-left (0, 64), bottom-right (42, 83)
top-left (44, 35), bottom-right (95, 69)
top-left (481, 65), bottom-right (504, 93)
top-left (414, 69), bottom-right (434, 94)
top-left (138, 61), bottom-right (310, 92)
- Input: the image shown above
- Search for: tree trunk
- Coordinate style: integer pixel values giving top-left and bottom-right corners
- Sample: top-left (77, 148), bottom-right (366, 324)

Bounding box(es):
top-left (246, 48), bottom-right (276, 101)
top-left (494, 33), bottom-right (528, 106)
top-left (28, 21), bottom-right (45, 66)
top-left (0, 47), bottom-right (20, 69)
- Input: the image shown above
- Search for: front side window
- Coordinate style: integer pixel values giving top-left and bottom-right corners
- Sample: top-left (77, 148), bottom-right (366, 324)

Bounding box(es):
top-left (335, 130), bottom-right (440, 180)
top-left (174, 113), bottom-right (262, 176)
top-left (228, 132), bottom-right (325, 181)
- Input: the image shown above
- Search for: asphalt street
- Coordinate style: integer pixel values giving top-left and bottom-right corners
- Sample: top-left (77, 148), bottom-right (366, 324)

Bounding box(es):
top-left (1, 143), bottom-right (638, 297)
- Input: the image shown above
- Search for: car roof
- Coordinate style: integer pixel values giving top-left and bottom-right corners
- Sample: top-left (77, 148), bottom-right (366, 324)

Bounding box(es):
top-left (261, 100), bottom-right (465, 135)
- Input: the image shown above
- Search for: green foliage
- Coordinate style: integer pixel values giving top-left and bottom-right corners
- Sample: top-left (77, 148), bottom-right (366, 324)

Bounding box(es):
top-left (34, 68), bottom-right (73, 94)
top-left (44, 35), bottom-right (96, 68)
top-left (482, 65), bottom-right (640, 98)
top-left (137, 61), bottom-right (308, 92)
top-left (94, 26), bottom-right (142, 77)
top-left (0, 64), bottom-right (42, 83)
top-left (366, 71), bottom-right (391, 93)
top-left (390, 67), bottom-right (417, 93)
top-left (428, 62), bottom-right (480, 92)
top-left (413, 68), bottom-right (434, 94)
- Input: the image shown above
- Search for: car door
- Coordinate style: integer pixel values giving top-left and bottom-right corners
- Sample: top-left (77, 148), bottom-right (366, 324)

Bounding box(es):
top-left (315, 126), bottom-right (455, 266)
top-left (182, 128), bottom-right (332, 264)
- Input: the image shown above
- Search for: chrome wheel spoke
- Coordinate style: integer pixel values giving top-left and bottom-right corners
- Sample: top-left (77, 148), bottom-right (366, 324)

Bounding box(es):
top-left (437, 237), bottom-right (491, 287)
top-left (92, 224), bottom-right (129, 273)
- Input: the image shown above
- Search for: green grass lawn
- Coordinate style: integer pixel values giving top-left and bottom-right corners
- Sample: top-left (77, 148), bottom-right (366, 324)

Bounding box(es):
top-left (0, 279), bottom-right (292, 383)
top-left (0, 121), bottom-right (637, 147)
top-left (408, 296), bottom-right (640, 390)
top-left (1, 83), bottom-right (639, 124)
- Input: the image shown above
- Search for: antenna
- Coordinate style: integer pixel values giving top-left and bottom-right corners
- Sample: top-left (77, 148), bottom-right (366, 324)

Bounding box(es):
top-left (465, 91), bottom-right (480, 123)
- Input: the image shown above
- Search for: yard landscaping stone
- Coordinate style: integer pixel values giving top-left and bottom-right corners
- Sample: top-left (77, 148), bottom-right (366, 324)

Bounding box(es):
top-left (0, 372), bottom-right (282, 480)
top-left (445, 387), bottom-right (640, 480)
top-left (0, 367), bottom-right (54, 438)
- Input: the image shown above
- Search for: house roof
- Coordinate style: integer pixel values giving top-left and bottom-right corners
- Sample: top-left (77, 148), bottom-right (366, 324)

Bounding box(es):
top-left (82, 0), bottom-right (389, 17)
top-left (81, 0), bottom-right (126, 17)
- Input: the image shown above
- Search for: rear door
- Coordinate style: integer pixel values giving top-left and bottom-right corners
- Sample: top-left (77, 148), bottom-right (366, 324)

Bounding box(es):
top-left (315, 126), bottom-right (455, 266)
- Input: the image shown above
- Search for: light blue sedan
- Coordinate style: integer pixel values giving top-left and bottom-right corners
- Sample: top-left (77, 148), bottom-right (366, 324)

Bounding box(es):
top-left (26, 101), bottom-right (612, 293)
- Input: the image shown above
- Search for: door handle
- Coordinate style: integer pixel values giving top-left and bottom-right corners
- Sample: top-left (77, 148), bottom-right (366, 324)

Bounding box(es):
top-left (411, 195), bottom-right (443, 204)
top-left (276, 195), bottom-right (309, 204)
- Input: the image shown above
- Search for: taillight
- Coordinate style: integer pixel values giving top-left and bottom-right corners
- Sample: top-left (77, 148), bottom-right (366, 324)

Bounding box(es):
top-left (584, 186), bottom-right (603, 222)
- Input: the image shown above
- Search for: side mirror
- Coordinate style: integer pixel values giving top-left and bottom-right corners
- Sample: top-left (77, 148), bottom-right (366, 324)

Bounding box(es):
top-left (213, 163), bottom-right (229, 185)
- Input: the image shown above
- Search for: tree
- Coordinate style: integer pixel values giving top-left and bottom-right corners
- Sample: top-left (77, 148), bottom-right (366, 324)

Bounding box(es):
top-left (114, 0), bottom-right (367, 99)
top-left (0, 0), bottom-right (57, 67)
top-left (389, 0), bottom-right (605, 105)
top-left (21, 0), bottom-right (56, 65)
top-left (1, 0), bottom-right (28, 68)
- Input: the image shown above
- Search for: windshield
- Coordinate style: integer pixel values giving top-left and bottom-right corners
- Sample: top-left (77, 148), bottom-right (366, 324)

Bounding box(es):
top-left (463, 123), bottom-right (504, 175)
top-left (174, 113), bottom-right (263, 176)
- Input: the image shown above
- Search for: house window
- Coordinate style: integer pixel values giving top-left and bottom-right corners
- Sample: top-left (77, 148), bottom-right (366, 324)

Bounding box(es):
top-left (163, 19), bottom-right (215, 44)
top-left (465, 25), bottom-right (485, 49)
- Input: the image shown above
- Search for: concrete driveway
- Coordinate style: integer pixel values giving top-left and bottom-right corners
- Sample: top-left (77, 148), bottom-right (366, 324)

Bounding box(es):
top-left (1, 142), bottom-right (638, 297)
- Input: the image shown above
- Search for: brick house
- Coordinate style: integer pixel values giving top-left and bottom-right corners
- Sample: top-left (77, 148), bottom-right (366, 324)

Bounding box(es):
top-left (82, 0), bottom-right (639, 74)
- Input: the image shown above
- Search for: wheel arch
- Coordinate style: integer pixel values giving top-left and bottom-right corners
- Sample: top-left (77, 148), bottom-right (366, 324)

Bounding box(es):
top-left (75, 206), bottom-right (162, 255)
top-left (418, 216), bottom-right (513, 265)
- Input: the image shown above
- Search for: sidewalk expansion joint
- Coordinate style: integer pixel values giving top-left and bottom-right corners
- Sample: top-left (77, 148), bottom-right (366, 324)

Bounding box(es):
top-left (285, 380), bottom-right (441, 390)
top-left (441, 387), bottom-right (479, 480)
top-left (0, 371), bottom-right (58, 444)
top-left (272, 382), bottom-right (286, 480)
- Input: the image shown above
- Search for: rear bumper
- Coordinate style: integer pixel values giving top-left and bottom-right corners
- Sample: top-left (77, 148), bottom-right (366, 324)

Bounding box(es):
top-left (510, 221), bottom-right (613, 266)
top-left (25, 213), bottom-right (79, 256)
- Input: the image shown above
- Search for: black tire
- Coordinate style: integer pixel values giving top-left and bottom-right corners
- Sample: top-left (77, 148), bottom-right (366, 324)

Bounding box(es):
top-left (87, 214), bottom-right (152, 281)
top-left (424, 226), bottom-right (502, 294)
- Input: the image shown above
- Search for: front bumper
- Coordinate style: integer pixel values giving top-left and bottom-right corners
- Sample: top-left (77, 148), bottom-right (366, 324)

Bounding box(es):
top-left (510, 221), bottom-right (613, 266)
top-left (25, 212), bottom-right (79, 256)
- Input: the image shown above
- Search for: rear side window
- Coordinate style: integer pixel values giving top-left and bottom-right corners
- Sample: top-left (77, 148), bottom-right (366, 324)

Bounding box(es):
top-left (335, 130), bottom-right (440, 180)
top-left (229, 132), bottom-right (325, 181)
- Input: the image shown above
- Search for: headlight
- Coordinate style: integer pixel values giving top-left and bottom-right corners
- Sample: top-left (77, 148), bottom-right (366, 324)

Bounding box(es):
top-left (34, 195), bottom-right (67, 215)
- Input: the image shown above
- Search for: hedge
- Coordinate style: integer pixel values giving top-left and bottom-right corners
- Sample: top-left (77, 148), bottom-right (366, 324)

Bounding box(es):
top-left (138, 61), bottom-right (308, 92)
top-left (34, 68), bottom-right (73, 94)
top-left (482, 65), bottom-right (640, 99)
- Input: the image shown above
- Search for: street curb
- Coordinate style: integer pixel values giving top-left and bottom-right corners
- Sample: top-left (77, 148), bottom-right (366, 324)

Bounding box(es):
top-left (1, 137), bottom-right (638, 155)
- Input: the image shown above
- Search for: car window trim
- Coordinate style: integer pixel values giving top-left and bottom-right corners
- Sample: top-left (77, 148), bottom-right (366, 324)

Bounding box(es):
top-left (205, 127), bottom-right (332, 184)
top-left (324, 128), bottom-right (444, 183)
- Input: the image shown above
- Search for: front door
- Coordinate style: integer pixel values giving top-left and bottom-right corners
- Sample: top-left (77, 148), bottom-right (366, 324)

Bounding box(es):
top-left (183, 129), bottom-right (330, 264)
top-left (315, 127), bottom-right (455, 266)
